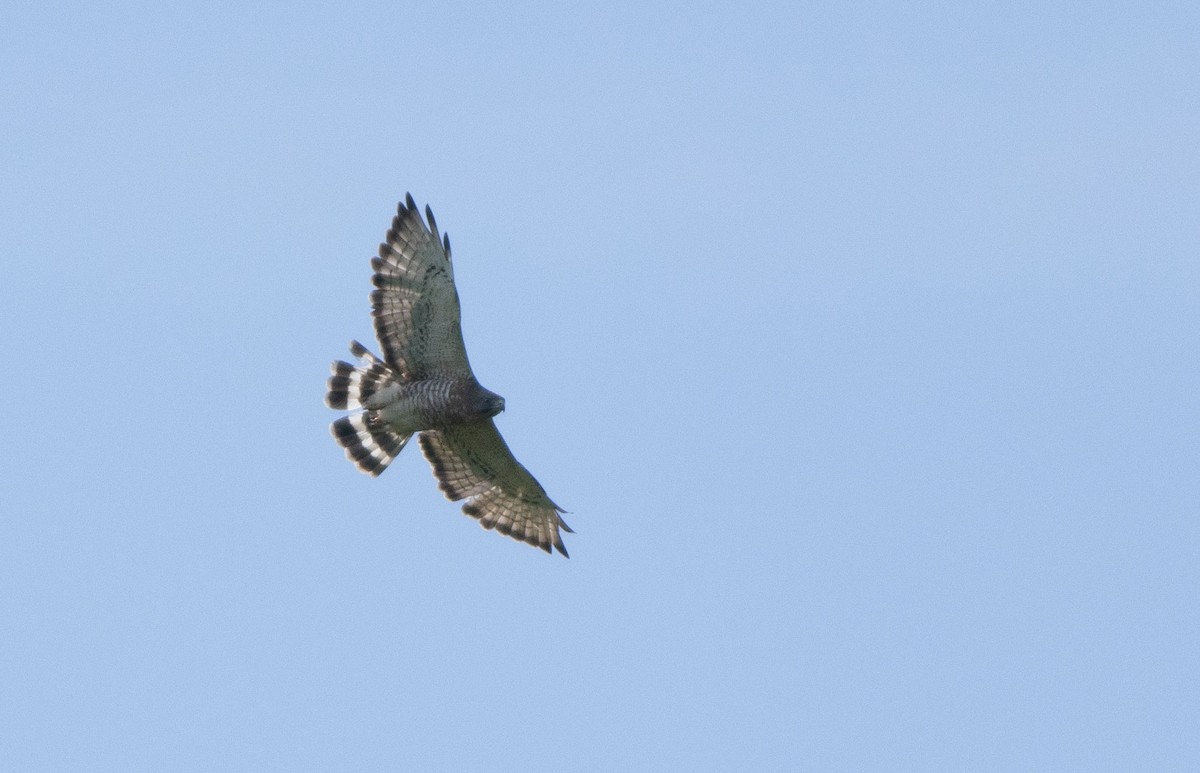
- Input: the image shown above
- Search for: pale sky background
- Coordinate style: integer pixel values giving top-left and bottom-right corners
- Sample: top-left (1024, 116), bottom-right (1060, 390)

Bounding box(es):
top-left (2, 2), bottom-right (1198, 771)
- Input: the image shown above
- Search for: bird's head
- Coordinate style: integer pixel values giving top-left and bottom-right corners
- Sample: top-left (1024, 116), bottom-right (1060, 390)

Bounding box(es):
top-left (476, 388), bottom-right (506, 418)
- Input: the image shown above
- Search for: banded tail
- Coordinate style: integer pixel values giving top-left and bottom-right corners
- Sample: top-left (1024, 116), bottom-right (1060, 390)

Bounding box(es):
top-left (326, 340), bottom-right (410, 476)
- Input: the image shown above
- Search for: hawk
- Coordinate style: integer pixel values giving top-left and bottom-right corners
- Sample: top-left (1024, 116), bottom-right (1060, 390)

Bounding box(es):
top-left (325, 194), bottom-right (572, 556)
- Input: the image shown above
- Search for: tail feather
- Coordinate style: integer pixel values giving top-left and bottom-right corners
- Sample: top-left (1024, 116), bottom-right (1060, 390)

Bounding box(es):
top-left (327, 340), bottom-right (409, 475)
top-left (326, 340), bottom-right (397, 409)
top-left (331, 413), bottom-right (410, 476)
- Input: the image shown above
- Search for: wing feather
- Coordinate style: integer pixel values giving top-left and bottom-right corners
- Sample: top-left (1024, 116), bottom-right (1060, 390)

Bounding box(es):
top-left (370, 195), bottom-right (472, 379)
top-left (419, 422), bottom-right (572, 556)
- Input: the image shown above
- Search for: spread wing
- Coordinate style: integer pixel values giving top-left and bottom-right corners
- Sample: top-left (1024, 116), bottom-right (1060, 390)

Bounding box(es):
top-left (371, 193), bottom-right (472, 379)
top-left (419, 422), bottom-right (572, 556)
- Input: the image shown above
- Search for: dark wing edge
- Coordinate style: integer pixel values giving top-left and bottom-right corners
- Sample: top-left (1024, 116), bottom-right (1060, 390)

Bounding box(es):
top-left (418, 422), bottom-right (572, 557)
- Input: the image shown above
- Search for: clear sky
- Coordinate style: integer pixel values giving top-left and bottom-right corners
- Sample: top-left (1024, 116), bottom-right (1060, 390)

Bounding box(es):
top-left (2, 2), bottom-right (1198, 770)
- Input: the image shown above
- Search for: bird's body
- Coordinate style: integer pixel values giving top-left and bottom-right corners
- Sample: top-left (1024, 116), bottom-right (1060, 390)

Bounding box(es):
top-left (366, 376), bottom-right (501, 433)
top-left (325, 194), bottom-right (572, 556)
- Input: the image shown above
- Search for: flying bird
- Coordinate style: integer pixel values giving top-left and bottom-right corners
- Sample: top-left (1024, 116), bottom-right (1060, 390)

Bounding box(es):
top-left (325, 194), bottom-right (572, 556)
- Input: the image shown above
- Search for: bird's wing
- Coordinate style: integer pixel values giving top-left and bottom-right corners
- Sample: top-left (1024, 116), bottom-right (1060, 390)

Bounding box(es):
top-left (371, 194), bottom-right (472, 379)
top-left (419, 421), bottom-right (572, 556)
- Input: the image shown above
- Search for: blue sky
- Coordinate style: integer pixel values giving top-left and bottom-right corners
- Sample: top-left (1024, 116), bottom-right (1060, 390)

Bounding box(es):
top-left (2, 2), bottom-right (1198, 770)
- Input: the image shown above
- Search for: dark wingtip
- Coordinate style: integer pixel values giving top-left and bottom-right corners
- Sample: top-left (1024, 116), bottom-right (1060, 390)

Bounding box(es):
top-left (404, 192), bottom-right (416, 211)
top-left (425, 204), bottom-right (438, 237)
